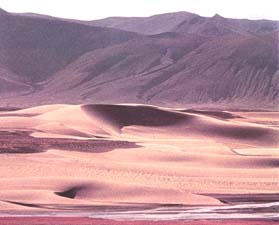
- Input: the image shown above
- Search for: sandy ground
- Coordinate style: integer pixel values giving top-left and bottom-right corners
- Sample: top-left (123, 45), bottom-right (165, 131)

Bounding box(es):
top-left (0, 104), bottom-right (278, 219)
top-left (0, 217), bottom-right (278, 225)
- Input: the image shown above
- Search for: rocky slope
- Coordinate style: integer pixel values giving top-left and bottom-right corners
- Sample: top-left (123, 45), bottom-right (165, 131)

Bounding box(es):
top-left (0, 9), bottom-right (278, 109)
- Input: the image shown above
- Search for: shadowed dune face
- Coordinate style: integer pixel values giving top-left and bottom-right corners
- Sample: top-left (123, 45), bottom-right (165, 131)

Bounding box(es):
top-left (82, 104), bottom-right (279, 146)
top-left (206, 193), bottom-right (279, 204)
top-left (82, 104), bottom-right (190, 127)
top-left (207, 126), bottom-right (268, 139)
top-left (249, 158), bottom-right (279, 168)
top-left (181, 109), bottom-right (243, 120)
top-left (201, 123), bottom-right (279, 145)
top-left (55, 184), bottom-right (92, 199)
top-left (82, 104), bottom-right (191, 128)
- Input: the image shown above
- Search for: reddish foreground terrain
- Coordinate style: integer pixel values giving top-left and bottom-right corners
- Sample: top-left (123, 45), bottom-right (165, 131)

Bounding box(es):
top-left (0, 218), bottom-right (278, 225)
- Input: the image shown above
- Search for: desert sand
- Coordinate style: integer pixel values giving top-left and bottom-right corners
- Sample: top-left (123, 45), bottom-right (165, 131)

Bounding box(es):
top-left (0, 217), bottom-right (278, 225)
top-left (0, 104), bottom-right (278, 221)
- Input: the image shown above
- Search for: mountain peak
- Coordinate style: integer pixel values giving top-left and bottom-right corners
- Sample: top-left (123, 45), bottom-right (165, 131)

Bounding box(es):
top-left (212, 13), bottom-right (223, 18)
top-left (213, 13), bottom-right (223, 18)
top-left (0, 8), bottom-right (7, 14)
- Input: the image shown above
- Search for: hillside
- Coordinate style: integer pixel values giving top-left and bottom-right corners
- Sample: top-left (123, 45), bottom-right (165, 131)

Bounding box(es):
top-left (0, 11), bottom-right (138, 91)
top-left (0, 9), bottom-right (278, 109)
top-left (91, 12), bottom-right (279, 36)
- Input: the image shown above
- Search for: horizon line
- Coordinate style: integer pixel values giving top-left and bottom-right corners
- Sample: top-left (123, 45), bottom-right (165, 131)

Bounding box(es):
top-left (1, 7), bottom-right (279, 22)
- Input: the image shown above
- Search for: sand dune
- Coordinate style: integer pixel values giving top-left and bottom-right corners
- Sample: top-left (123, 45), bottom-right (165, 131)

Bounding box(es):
top-left (0, 104), bottom-right (278, 214)
top-left (82, 104), bottom-right (279, 147)
top-left (2, 103), bottom-right (278, 145)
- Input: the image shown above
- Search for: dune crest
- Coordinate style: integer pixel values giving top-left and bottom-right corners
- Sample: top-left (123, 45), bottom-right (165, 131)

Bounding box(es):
top-left (82, 104), bottom-right (279, 147)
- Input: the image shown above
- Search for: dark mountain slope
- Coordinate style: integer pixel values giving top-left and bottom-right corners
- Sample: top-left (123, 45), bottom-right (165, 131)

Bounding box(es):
top-left (0, 12), bottom-right (138, 85)
top-left (25, 32), bottom-right (278, 109)
top-left (40, 33), bottom-right (207, 92)
top-left (0, 9), bottom-right (278, 109)
top-left (0, 8), bottom-right (7, 14)
top-left (146, 33), bottom-right (279, 108)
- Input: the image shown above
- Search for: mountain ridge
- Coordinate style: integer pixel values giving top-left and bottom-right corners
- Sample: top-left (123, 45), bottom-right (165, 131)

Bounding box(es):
top-left (0, 9), bottom-right (278, 110)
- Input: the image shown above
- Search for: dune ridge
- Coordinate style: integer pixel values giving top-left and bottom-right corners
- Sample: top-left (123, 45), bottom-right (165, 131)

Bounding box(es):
top-left (82, 104), bottom-right (279, 147)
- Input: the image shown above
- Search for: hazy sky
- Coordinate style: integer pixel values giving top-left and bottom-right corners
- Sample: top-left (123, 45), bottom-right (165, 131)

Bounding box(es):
top-left (1, 0), bottom-right (279, 20)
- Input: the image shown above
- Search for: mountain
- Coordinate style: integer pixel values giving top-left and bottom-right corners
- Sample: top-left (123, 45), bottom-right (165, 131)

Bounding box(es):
top-left (91, 12), bottom-right (279, 36)
top-left (0, 9), bottom-right (278, 109)
top-left (0, 8), bottom-right (7, 14)
top-left (0, 11), bottom-right (138, 88)
top-left (174, 14), bottom-right (279, 37)
top-left (90, 12), bottom-right (197, 35)
top-left (30, 31), bottom-right (277, 109)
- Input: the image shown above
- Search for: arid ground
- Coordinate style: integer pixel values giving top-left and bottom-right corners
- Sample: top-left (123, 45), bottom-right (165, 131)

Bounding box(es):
top-left (0, 104), bottom-right (278, 224)
top-left (0, 218), bottom-right (278, 225)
